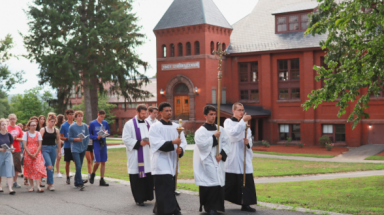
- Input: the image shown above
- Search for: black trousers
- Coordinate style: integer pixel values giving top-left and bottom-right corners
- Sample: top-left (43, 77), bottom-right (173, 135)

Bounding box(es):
top-left (224, 173), bottom-right (257, 206)
top-left (153, 174), bottom-right (180, 215)
top-left (129, 173), bottom-right (154, 203)
top-left (199, 185), bottom-right (225, 212)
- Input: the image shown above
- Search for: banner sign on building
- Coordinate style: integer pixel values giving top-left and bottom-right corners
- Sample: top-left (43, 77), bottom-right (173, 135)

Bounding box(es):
top-left (161, 62), bottom-right (200, 71)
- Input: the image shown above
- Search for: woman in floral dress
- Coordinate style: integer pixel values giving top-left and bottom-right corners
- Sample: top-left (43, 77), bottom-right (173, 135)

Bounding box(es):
top-left (23, 120), bottom-right (46, 192)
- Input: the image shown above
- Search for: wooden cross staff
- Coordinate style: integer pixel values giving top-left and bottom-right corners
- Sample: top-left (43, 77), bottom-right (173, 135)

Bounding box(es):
top-left (212, 42), bottom-right (227, 157)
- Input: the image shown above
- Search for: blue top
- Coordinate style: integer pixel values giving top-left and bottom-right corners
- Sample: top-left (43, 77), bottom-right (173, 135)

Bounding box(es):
top-left (68, 123), bottom-right (89, 153)
top-left (60, 121), bottom-right (74, 148)
top-left (0, 132), bottom-right (13, 147)
top-left (89, 120), bottom-right (110, 146)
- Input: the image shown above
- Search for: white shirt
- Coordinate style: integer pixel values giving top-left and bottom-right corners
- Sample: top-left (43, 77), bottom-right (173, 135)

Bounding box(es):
top-left (148, 120), bottom-right (187, 176)
top-left (224, 118), bottom-right (254, 174)
top-left (22, 131), bottom-right (43, 141)
top-left (193, 124), bottom-right (231, 187)
top-left (145, 116), bottom-right (158, 125)
top-left (122, 118), bottom-right (151, 174)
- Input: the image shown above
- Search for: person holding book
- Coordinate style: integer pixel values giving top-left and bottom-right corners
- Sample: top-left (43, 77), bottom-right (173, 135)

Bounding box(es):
top-left (7, 114), bottom-right (24, 189)
top-left (89, 110), bottom-right (110, 186)
top-left (0, 118), bottom-right (16, 195)
top-left (68, 111), bottom-right (89, 191)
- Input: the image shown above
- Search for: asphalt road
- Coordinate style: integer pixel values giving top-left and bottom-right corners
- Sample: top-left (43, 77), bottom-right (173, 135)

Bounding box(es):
top-left (0, 177), bottom-right (311, 215)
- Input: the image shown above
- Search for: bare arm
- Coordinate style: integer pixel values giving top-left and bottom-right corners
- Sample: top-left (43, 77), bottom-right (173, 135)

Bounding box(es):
top-left (56, 129), bottom-right (61, 155)
top-left (60, 133), bottom-right (67, 141)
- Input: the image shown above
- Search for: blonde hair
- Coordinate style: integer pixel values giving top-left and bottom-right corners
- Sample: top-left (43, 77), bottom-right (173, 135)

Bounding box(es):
top-left (0, 118), bottom-right (8, 132)
top-left (74, 111), bottom-right (84, 118)
top-left (47, 112), bottom-right (57, 124)
top-left (8, 114), bottom-right (16, 119)
top-left (232, 102), bottom-right (244, 111)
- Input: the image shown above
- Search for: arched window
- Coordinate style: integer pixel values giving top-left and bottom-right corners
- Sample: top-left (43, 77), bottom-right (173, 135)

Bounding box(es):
top-left (162, 45), bottom-right (167, 58)
top-left (186, 42), bottom-right (191, 56)
top-left (170, 44), bottom-right (175, 57)
top-left (210, 41), bottom-right (214, 55)
top-left (178, 43), bottom-right (183, 56)
top-left (174, 84), bottom-right (189, 94)
top-left (217, 42), bottom-right (220, 51)
top-left (222, 43), bottom-right (226, 51)
top-left (194, 41), bottom-right (200, 55)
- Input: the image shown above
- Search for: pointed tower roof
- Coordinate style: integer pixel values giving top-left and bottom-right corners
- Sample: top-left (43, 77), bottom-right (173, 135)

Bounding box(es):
top-left (154, 0), bottom-right (232, 31)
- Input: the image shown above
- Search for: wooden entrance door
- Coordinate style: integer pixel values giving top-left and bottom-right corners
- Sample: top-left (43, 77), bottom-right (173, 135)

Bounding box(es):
top-left (174, 96), bottom-right (190, 120)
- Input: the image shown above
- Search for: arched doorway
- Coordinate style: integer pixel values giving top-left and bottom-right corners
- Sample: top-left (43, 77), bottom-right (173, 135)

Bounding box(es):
top-left (174, 84), bottom-right (190, 120)
top-left (165, 75), bottom-right (196, 121)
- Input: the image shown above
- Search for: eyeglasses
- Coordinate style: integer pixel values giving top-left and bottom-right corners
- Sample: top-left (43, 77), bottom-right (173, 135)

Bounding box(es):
top-left (9, 118), bottom-right (16, 120)
top-left (30, 125), bottom-right (37, 127)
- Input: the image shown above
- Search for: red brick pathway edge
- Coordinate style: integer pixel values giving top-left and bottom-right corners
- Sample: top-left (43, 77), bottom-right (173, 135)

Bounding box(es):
top-left (252, 145), bottom-right (349, 156)
top-left (374, 151), bottom-right (384, 157)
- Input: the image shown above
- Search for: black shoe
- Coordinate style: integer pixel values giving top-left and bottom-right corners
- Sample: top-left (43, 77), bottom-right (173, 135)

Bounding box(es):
top-left (100, 178), bottom-right (109, 186)
top-left (241, 205), bottom-right (256, 212)
top-left (66, 177), bottom-right (70, 185)
top-left (83, 179), bottom-right (88, 184)
top-left (90, 173), bottom-right (95, 184)
top-left (208, 210), bottom-right (218, 215)
top-left (79, 185), bottom-right (85, 191)
top-left (136, 202), bottom-right (145, 206)
top-left (175, 190), bottom-right (181, 196)
top-left (9, 191), bottom-right (16, 195)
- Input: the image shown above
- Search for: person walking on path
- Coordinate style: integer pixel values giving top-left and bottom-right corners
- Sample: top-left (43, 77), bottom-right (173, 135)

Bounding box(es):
top-left (193, 106), bottom-right (231, 215)
top-left (85, 138), bottom-right (94, 181)
top-left (89, 110), bottom-right (110, 186)
top-left (40, 113), bottom-right (61, 191)
top-left (0, 118), bottom-right (16, 195)
top-left (68, 111), bottom-right (89, 191)
top-left (223, 102), bottom-right (257, 212)
top-left (7, 114), bottom-right (24, 189)
top-left (38, 115), bottom-right (46, 132)
top-left (123, 104), bottom-right (154, 206)
top-left (55, 114), bottom-right (65, 178)
top-left (146, 106), bottom-right (159, 125)
top-left (23, 120), bottom-right (47, 193)
top-left (60, 109), bottom-right (75, 185)
top-left (23, 116), bottom-right (39, 186)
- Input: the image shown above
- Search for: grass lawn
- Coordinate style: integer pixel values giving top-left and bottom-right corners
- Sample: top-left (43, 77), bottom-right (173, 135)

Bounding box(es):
top-left (254, 151), bottom-right (335, 158)
top-left (178, 176), bottom-right (384, 215)
top-left (365, 156), bottom-right (384, 160)
top-left (58, 149), bottom-right (384, 180)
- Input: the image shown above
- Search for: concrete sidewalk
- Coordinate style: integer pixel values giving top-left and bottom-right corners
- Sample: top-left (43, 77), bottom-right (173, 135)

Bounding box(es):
top-left (253, 153), bottom-right (384, 163)
top-left (178, 170), bottom-right (384, 184)
top-left (334, 144), bottom-right (384, 160)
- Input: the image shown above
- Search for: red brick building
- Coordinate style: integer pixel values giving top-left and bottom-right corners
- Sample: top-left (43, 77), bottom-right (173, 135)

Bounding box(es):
top-left (154, 0), bottom-right (384, 146)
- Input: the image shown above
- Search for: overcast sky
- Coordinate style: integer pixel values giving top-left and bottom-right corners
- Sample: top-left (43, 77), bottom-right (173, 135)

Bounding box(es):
top-left (0, 0), bottom-right (259, 95)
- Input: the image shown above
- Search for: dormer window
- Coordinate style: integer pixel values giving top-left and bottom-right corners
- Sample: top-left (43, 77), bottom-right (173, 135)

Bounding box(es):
top-left (276, 13), bottom-right (309, 33)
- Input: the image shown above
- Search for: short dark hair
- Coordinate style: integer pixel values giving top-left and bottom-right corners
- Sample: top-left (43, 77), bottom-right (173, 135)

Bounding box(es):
top-left (136, 104), bottom-right (148, 113)
top-left (232, 102), bottom-right (244, 111)
top-left (203, 105), bottom-right (217, 115)
top-left (98, 110), bottom-right (106, 115)
top-left (148, 106), bottom-right (159, 113)
top-left (65, 109), bottom-right (74, 115)
top-left (159, 102), bottom-right (171, 112)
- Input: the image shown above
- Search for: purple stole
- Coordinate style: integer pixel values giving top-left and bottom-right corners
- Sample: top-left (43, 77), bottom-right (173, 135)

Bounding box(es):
top-left (132, 117), bottom-right (150, 178)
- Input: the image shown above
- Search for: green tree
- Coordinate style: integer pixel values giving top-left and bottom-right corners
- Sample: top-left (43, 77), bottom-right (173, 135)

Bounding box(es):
top-left (303, 0), bottom-right (384, 128)
top-left (10, 86), bottom-right (54, 123)
top-left (0, 90), bottom-right (10, 118)
top-left (73, 94), bottom-right (117, 124)
top-left (23, 0), bottom-right (151, 124)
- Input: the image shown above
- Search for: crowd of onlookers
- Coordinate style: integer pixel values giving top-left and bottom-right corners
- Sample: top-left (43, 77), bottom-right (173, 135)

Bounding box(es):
top-left (0, 108), bottom-right (111, 194)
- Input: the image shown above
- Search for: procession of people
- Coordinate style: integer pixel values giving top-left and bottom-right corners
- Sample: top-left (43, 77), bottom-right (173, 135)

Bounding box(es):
top-left (0, 102), bottom-right (257, 214)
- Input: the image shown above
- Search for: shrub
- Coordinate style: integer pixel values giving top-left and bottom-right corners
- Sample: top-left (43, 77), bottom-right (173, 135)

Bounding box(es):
top-left (298, 142), bottom-right (304, 148)
top-left (185, 130), bottom-right (195, 145)
top-left (262, 140), bottom-right (270, 148)
top-left (113, 134), bottom-right (118, 138)
top-left (319, 135), bottom-right (331, 148)
top-left (285, 137), bottom-right (292, 147)
top-left (325, 142), bottom-right (334, 151)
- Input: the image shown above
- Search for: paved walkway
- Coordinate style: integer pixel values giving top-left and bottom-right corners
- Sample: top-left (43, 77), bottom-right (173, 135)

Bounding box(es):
top-left (178, 170), bottom-right (384, 184)
top-left (334, 144), bottom-right (384, 160)
top-left (0, 177), bottom-right (349, 215)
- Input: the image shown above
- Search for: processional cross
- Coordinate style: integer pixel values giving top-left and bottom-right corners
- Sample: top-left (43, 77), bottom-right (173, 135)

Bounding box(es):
top-left (212, 42), bottom-right (227, 157)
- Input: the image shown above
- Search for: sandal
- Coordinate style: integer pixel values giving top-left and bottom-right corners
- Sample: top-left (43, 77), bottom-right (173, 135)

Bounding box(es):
top-left (47, 186), bottom-right (55, 191)
top-left (9, 191), bottom-right (16, 195)
top-left (0, 189), bottom-right (3, 192)
top-left (28, 188), bottom-right (34, 192)
top-left (40, 184), bottom-right (45, 188)
top-left (37, 188), bottom-right (44, 193)
top-left (24, 179), bottom-right (29, 186)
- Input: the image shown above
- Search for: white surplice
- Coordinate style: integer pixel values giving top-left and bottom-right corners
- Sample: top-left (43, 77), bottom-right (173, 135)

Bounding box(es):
top-left (224, 118), bottom-right (254, 174)
top-left (122, 118), bottom-right (151, 174)
top-left (145, 116), bottom-right (158, 125)
top-left (193, 125), bottom-right (231, 187)
top-left (148, 121), bottom-right (187, 176)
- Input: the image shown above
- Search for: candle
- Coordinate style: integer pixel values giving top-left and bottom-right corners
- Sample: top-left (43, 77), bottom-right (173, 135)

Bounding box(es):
top-left (179, 119), bottom-right (182, 127)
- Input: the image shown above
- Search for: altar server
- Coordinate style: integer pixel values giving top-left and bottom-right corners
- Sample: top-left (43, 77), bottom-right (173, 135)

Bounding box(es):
top-left (224, 102), bottom-right (257, 212)
top-left (122, 104), bottom-right (153, 206)
top-left (193, 105), bottom-right (231, 215)
top-left (148, 102), bottom-right (187, 215)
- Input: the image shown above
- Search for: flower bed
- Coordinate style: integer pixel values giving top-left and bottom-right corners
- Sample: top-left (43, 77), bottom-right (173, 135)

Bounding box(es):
top-left (252, 145), bottom-right (349, 156)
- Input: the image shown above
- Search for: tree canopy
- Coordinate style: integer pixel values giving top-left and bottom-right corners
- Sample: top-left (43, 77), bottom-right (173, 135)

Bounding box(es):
top-left (303, 0), bottom-right (384, 128)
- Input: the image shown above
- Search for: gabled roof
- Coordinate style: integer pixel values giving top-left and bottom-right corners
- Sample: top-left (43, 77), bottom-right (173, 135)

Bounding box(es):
top-left (228, 0), bottom-right (328, 54)
top-left (107, 78), bottom-right (157, 103)
top-left (154, 0), bottom-right (232, 31)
